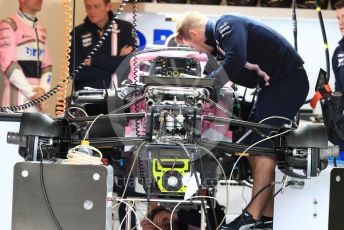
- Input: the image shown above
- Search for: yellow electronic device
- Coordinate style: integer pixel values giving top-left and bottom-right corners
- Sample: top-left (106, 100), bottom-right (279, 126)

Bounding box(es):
top-left (152, 158), bottom-right (190, 193)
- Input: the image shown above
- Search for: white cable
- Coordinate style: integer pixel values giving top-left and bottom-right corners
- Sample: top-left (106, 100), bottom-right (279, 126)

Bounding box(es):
top-left (235, 115), bottom-right (295, 144)
top-left (230, 115), bottom-right (296, 174)
top-left (235, 129), bottom-right (253, 144)
top-left (228, 128), bottom-right (293, 187)
top-left (197, 145), bottom-right (228, 228)
top-left (68, 106), bottom-right (89, 118)
top-left (119, 142), bottom-right (227, 229)
top-left (226, 117), bottom-right (295, 216)
top-left (112, 202), bottom-right (121, 229)
top-left (259, 115), bottom-right (297, 128)
top-left (119, 141), bottom-right (227, 229)
top-left (83, 113), bottom-right (103, 141)
top-left (112, 200), bottom-right (164, 230)
top-left (169, 195), bottom-right (221, 230)
top-left (112, 202), bottom-right (140, 230)
top-left (174, 142), bottom-right (228, 214)
top-left (126, 116), bottom-right (293, 229)
top-left (67, 111), bottom-right (75, 118)
top-left (168, 141), bottom-right (228, 229)
top-left (121, 141), bottom-right (147, 199)
top-left (115, 200), bottom-right (141, 230)
top-left (118, 201), bottom-right (134, 230)
top-left (174, 141), bottom-right (227, 228)
top-left (62, 145), bottom-right (103, 165)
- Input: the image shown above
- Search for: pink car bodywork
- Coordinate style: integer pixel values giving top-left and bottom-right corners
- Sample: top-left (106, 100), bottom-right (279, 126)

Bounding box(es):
top-left (125, 49), bottom-right (232, 142)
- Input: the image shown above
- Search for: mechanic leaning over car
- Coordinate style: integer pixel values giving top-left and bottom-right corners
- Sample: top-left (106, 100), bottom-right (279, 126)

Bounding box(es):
top-left (175, 11), bottom-right (309, 230)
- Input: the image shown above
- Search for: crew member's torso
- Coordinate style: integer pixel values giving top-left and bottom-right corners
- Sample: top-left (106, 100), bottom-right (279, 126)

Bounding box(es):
top-left (206, 14), bottom-right (304, 88)
top-left (11, 12), bottom-right (48, 78)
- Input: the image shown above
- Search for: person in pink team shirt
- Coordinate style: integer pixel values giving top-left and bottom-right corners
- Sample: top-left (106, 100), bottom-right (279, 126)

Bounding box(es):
top-left (0, 0), bottom-right (52, 111)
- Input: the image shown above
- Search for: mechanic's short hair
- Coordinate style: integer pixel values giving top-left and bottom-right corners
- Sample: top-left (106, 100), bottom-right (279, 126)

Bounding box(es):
top-left (336, 0), bottom-right (344, 9)
top-left (104, 0), bottom-right (111, 4)
top-left (175, 11), bottom-right (207, 43)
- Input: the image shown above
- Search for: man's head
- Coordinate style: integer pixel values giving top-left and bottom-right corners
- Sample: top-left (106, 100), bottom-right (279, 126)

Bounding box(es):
top-left (336, 0), bottom-right (344, 36)
top-left (84, 0), bottom-right (112, 29)
top-left (140, 206), bottom-right (179, 230)
top-left (19, 0), bottom-right (42, 15)
top-left (175, 11), bottom-right (214, 53)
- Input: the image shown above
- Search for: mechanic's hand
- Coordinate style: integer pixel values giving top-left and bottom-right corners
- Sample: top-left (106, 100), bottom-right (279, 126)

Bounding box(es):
top-left (33, 87), bottom-right (45, 97)
top-left (39, 100), bottom-right (47, 112)
top-left (30, 87), bottom-right (46, 111)
top-left (119, 45), bottom-right (133, 56)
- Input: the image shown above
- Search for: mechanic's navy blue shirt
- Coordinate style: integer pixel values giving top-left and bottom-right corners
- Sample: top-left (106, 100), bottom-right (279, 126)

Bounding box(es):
top-left (70, 11), bottom-right (136, 91)
top-left (332, 37), bottom-right (344, 91)
top-left (205, 14), bottom-right (304, 88)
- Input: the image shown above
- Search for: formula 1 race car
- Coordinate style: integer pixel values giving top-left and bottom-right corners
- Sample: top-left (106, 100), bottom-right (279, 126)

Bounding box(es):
top-left (6, 47), bottom-right (332, 196)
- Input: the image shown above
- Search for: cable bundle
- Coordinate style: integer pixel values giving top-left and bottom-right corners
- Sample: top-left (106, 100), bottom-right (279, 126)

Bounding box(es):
top-left (62, 144), bottom-right (103, 165)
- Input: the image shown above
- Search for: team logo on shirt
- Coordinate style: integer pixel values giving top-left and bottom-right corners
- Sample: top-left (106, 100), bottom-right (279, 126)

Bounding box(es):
top-left (218, 22), bottom-right (231, 38)
top-left (47, 74), bottom-right (52, 84)
top-left (82, 33), bottom-right (92, 47)
top-left (24, 47), bottom-right (44, 57)
top-left (338, 53), bottom-right (344, 68)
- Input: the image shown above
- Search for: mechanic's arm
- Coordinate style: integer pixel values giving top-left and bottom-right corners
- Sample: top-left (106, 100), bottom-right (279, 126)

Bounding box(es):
top-left (90, 22), bottom-right (136, 73)
top-left (0, 21), bottom-right (35, 99)
top-left (208, 17), bottom-right (248, 86)
top-left (90, 45), bottom-right (133, 72)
